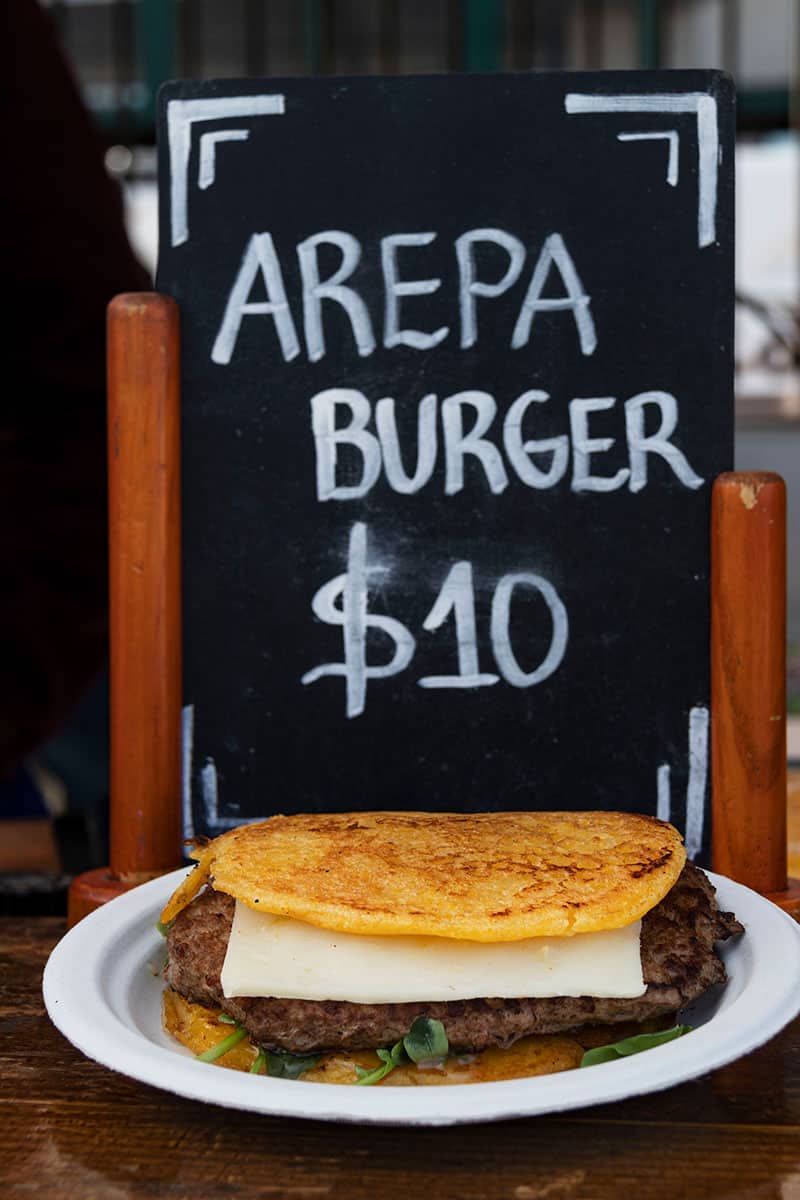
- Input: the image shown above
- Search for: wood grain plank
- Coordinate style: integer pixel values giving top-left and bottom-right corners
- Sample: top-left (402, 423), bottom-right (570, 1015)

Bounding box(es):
top-left (3, 1100), bottom-right (800, 1200)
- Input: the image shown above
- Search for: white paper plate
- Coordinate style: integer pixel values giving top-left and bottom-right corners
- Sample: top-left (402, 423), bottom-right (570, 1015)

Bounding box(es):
top-left (43, 868), bottom-right (800, 1126)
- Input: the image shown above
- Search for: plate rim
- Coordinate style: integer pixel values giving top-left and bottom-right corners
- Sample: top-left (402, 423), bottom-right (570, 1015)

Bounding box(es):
top-left (43, 866), bottom-right (800, 1126)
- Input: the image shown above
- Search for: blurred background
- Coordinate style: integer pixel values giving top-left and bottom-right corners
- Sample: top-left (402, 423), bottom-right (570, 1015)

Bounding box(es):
top-left (4, 0), bottom-right (799, 908)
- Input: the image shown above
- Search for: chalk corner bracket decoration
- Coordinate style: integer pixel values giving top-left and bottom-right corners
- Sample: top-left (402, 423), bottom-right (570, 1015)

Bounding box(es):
top-left (166, 94), bottom-right (287, 249)
top-left (564, 90), bottom-right (720, 250)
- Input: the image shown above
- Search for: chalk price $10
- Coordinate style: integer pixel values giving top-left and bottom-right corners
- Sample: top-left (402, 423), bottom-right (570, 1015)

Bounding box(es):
top-left (301, 522), bottom-right (568, 718)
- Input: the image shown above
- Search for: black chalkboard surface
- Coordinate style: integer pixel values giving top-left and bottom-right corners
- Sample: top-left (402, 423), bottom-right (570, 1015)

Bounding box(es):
top-left (156, 71), bottom-right (734, 861)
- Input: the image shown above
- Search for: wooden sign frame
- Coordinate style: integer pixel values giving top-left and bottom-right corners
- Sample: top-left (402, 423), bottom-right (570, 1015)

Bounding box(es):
top-left (67, 292), bottom-right (800, 923)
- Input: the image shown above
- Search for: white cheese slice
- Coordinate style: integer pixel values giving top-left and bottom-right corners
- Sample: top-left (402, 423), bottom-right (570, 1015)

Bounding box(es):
top-left (220, 901), bottom-right (645, 1003)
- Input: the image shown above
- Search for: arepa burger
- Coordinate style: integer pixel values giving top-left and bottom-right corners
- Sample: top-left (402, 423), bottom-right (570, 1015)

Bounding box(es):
top-left (159, 811), bottom-right (742, 1083)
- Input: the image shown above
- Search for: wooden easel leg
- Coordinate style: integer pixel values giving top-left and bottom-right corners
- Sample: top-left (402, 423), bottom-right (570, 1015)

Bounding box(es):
top-left (763, 880), bottom-right (800, 914)
top-left (711, 471), bottom-right (800, 918)
top-left (68, 869), bottom-right (142, 926)
top-left (69, 293), bottom-right (183, 925)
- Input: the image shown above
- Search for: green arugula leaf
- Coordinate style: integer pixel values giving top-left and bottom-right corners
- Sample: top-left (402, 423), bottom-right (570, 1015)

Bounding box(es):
top-left (196, 1024), bottom-right (249, 1063)
top-left (403, 1017), bottom-right (449, 1064)
top-left (354, 1060), bottom-right (395, 1086)
top-left (155, 920), bottom-right (174, 938)
top-left (580, 1024), bottom-right (692, 1068)
top-left (264, 1049), bottom-right (322, 1080)
top-left (354, 1040), bottom-right (407, 1086)
top-left (353, 1023), bottom-right (453, 1085)
top-left (388, 1041), bottom-right (408, 1066)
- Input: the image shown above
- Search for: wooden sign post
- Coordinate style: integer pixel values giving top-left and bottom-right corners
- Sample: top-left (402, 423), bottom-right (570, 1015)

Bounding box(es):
top-left (711, 472), bottom-right (800, 914)
top-left (68, 295), bottom-right (183, 925)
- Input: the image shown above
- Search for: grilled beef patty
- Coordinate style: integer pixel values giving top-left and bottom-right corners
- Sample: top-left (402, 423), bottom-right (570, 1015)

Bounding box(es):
top-left (164, 863), bottom-right (742, 1053)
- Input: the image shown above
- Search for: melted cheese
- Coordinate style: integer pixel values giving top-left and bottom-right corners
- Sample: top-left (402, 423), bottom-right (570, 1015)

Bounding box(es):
top-left (220, 901), bottom-right (645, 1003)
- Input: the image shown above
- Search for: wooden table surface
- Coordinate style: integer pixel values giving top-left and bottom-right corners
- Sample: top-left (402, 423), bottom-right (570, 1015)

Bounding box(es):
top-left (2, 916), bottom-right (799, 1200)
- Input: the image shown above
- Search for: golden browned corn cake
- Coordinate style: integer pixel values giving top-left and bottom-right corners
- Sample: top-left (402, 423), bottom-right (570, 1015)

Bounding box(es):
top-left (160, 810), bottom-right (686, 940)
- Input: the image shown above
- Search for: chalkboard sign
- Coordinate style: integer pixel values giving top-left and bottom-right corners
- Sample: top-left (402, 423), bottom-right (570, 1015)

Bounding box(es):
top-left (156, 71), bottom-right (734, 861)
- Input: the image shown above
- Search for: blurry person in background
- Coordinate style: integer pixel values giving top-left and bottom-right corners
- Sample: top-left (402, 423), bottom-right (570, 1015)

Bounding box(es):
top-left (1, 0), bottom-right (150, 906)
